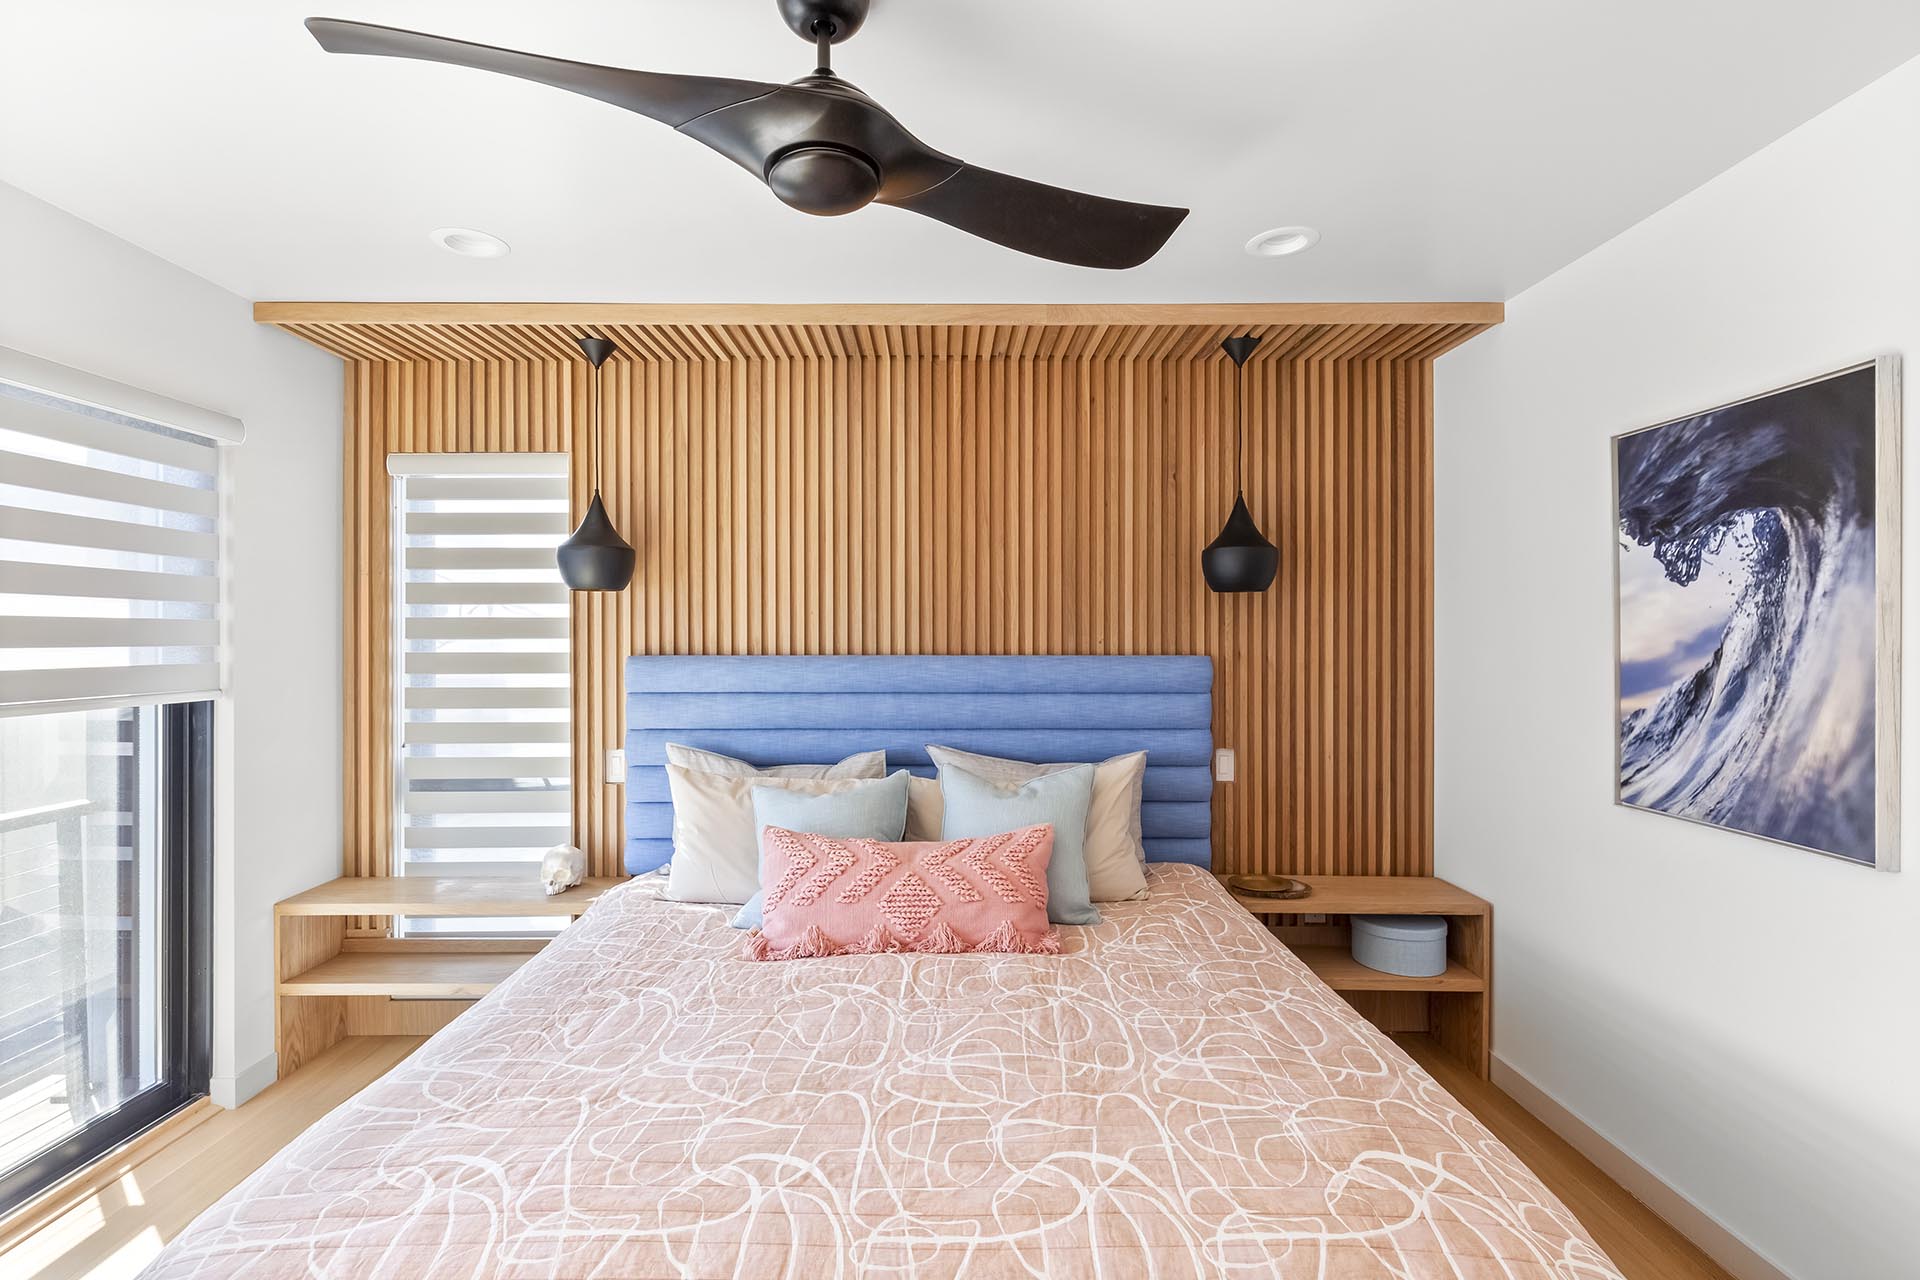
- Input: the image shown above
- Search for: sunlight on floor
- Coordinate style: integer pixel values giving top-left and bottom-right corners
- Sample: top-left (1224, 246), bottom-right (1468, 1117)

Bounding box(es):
top-left (11, 1180), bottom-right (158, 1280)
top-left (37, 1222), bottom-right (165, 1280)
top-left (4, 1135), bottom-right (186, 1280)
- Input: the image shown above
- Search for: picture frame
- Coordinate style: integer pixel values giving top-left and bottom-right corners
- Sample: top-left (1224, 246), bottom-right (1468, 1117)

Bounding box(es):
top-left (1611, 355), bottom-right (1901, 870)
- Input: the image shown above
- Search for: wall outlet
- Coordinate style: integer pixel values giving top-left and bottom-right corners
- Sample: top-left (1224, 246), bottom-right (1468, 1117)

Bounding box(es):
top-left (1303, 913), bottom-right (1328, 925)
top-left (605, 748), bottom-right (626, 784)
top-left (1214, 748), bottom-right (1236, 782)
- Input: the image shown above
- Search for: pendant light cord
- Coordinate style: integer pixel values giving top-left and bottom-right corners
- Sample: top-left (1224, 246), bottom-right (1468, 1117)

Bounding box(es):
top-left (590, 357), bottom-right (602, 496)
top-left (1234, 359), bottom-right (1244, 497)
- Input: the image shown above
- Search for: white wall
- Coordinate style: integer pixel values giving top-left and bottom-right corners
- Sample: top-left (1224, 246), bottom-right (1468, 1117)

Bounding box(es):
top-left (0, 181), bottom-right (343, 1107)
top-left (1435, 58), bottom-right (1920, 1280)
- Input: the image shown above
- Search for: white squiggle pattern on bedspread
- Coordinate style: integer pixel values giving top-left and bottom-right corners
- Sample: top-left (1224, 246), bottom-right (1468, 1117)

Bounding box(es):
top-left (143, 865), bottom-right (1622, 1279)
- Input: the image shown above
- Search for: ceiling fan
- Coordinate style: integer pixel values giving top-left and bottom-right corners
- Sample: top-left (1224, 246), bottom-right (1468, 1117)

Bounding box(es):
top-left (305, 0), bottom-right (1188, 270)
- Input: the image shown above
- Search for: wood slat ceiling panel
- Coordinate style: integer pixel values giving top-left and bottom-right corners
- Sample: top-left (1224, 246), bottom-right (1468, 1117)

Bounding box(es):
top-left (270, 317), bottom-right (1492, 367)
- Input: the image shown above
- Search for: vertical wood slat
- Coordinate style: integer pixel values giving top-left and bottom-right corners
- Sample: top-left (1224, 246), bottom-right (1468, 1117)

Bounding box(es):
top-left (330, 324), bottom-right (1464, 885)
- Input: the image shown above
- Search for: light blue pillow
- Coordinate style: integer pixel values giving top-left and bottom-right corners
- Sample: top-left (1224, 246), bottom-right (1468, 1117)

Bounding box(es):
top-left (938, 761), bottom-right (1099, 926)
top-left (730, 891), bottom-right (765, 930)
top-left (730, 770), bottom-right (910, 930)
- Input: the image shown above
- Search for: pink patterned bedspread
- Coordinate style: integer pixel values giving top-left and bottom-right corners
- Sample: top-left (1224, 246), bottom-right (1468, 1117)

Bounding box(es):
top-left (145, 865), bottom-right (1621, 1278)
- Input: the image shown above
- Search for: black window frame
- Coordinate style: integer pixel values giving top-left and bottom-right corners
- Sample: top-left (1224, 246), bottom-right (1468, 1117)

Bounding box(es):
top-left (0, 700), bottom-right (213, 1215)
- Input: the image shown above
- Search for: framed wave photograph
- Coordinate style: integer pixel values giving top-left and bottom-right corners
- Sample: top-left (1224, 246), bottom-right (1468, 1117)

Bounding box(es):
top-left (1613, 356), bottom-right (1902, 870)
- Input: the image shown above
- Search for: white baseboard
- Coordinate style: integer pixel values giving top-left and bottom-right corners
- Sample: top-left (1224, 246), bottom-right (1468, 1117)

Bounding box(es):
top-left (1491, 1054), bottom-right (1793, 1280)
top-left (209, 1052), bottom-right (277, 1110)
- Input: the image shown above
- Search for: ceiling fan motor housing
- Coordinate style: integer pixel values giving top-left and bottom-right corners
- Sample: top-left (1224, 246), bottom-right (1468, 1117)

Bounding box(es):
top-left (777, 0), bottom-right (868, 43)
top-left (766, 143), bottom-right (882, 215)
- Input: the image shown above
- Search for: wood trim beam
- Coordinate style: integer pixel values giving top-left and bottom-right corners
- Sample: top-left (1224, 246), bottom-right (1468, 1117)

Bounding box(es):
top-left (256, 301), bottom-right (1504, 329)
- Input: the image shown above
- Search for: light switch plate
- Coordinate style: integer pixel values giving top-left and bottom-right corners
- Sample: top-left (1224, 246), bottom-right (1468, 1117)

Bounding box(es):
top-left (1214, 748), bottom-right (1236, 782)
top-left (605, 748), bottom-right (626, 784)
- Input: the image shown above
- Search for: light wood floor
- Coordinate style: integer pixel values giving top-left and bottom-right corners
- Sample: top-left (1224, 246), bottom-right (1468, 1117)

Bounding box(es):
top-left (3, 1034), bottom-right (1729, 1280)
top-left (1398, 1035), bottom-right (1732, 1280)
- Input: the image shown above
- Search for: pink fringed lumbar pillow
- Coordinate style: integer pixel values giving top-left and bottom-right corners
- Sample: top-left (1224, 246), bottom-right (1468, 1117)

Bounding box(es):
top-left (747, 824), bottom-right (1061, 961)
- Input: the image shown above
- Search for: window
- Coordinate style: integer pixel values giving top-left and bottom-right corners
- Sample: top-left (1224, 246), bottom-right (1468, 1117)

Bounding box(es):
top-left (0, 352), bottom-right (220, 1214)
top-left (390, 455), bottom-right (571, 935)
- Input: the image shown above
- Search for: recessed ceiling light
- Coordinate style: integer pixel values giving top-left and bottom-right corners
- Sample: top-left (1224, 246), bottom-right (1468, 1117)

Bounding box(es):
top-left (1244, 226), bottom-right (1320, 258)
top-left (430, 227), bottom-right (511, 259)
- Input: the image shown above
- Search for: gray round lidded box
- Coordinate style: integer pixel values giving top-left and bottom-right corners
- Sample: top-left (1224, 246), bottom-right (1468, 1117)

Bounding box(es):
top-left (1350, 914), bottom-right (1448, 978)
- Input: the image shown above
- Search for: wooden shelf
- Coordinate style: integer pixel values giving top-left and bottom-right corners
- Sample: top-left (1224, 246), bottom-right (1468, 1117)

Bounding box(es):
top-left (1220, 873), bottom-right (1489, 917)
top-left (276, 875), bottom-right (621, 917)
top-left (274, 873), bottom-right (618, 1078)
top-left (1295, 946), bottom-right (1484, 993)
top-left (278, 950), bottom-right (530, 998)
top-left (1221, 874), bottom-right (1494, 1079)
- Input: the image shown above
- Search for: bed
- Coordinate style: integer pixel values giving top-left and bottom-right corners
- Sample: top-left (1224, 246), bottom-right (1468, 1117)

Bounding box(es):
top-left (144, 656), bottom-right (1621, 1278)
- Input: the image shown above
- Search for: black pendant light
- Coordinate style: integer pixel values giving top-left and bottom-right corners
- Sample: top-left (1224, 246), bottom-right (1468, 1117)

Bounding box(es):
top-left (557, 336), bottom-right (637, 592)
top-left (1202, 335), bottom-right (1279, 593)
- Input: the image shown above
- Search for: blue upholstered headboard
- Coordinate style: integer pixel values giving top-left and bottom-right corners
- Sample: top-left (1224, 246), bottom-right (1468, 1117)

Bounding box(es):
top-left (623, 655), bottom-right (1213, 875)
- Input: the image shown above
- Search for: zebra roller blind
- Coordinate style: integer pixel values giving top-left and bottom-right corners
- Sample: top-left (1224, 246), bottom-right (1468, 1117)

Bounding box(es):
top-left (390, 454), bottom-right (572, 910)
top-left (0, 365), bottom-right (232, 717)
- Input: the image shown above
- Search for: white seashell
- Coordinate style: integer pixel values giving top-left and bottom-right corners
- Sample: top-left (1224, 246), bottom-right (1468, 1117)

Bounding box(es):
top-left (541, 844), bottom-right (586, 896)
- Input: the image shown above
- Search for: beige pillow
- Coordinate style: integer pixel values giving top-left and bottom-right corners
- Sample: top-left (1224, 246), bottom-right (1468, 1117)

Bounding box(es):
top-left (905, 775), bottom-right (944, 841)
top-left (926, 745), bottom-right (1148, 902)
top-left (663, 766), bottom-right (895, 903)
top-left (665, 743), bottom-right (885, 780)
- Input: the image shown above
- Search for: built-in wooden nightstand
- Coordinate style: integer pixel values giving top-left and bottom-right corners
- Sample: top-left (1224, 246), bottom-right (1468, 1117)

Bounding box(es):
top-left (274, 876), bottom-right (620, 1077)
top-left (1220, 874), bottom-right (1492, 1077)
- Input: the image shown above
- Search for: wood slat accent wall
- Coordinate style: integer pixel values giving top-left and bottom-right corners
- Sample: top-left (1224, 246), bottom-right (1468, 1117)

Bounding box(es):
top-left (288, 312), bottom-right (1492, 886)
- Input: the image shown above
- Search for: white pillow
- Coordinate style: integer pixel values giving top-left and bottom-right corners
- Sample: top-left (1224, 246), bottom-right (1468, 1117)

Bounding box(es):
top-left (665, 743), bottom-right (885, 779)
top-left (926, 745), bottom-right (1148, 902)
top-left (663, 765), bottom-right (899, 903)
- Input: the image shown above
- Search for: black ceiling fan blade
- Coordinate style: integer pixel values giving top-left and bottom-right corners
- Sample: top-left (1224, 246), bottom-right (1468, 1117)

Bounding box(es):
top-left (304, 17), bottom-right (777, 128)
top-left (303, 16), bottom-right (1188, 269)
top-left (884, 164), bottom-right (1188, 269)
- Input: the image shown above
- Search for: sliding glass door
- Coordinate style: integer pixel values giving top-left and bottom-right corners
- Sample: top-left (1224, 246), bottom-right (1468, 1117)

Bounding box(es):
top-left (0, 701), bottom-right (209, 1214)
top-left (0, 353), bottom-right (224, 1213)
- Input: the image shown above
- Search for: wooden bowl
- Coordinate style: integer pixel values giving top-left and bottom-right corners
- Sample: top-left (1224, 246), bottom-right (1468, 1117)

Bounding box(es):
top-left (1226, 874), bottom-right (1311, 900)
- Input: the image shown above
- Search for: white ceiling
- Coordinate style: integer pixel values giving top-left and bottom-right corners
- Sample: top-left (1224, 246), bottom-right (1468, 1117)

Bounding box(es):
top-left (4, 2), bottom-right (1917, 304)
